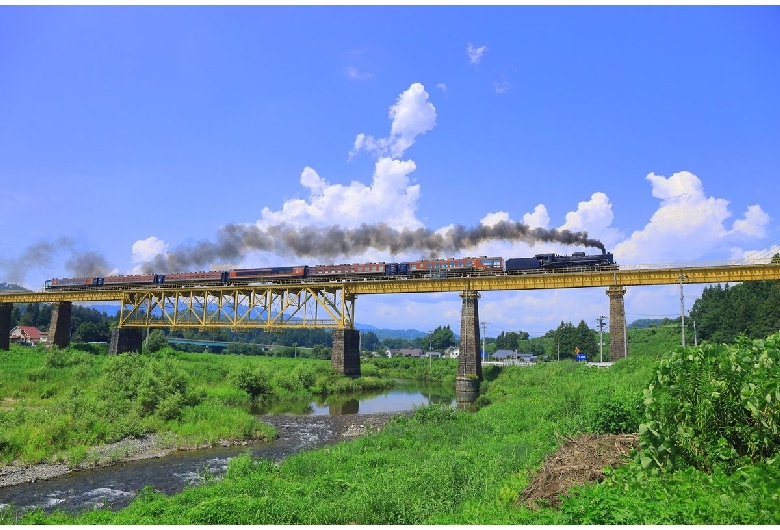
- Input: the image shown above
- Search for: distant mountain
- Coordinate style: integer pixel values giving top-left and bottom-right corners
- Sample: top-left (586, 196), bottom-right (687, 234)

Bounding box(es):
top-left (0, 282), bottom-right (30, 292)
top-left (81, 304), bottom-right (430, 340)
top-left (84, 304), bottom-right (122, 316)
top-left (356, 326), bottom-right (429, 341)
top-left (628, 318), bottom-right (665, 329)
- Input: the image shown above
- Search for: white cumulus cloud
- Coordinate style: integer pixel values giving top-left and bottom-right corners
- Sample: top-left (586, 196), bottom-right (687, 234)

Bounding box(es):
top-left (523, 204), bottom-right (550, 229)
top-left (613, 171), bottom-right (769, 264)
top-left (349, 82), bottom-right (437, 160)
top-left (131, 236), bottom-right (167, 263)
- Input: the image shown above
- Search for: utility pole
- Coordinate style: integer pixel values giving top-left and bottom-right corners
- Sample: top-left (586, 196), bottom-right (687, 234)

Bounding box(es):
top-left (597, 315), bottom-right (606, 364)
top-left (693, 320), bottom-right (697, 346)
top-left (680, 273), bottom-right (686, 347)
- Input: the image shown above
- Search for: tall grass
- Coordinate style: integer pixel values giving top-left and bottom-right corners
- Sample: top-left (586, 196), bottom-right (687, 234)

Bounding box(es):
top-left (0, 345), bottom-right (390, 466)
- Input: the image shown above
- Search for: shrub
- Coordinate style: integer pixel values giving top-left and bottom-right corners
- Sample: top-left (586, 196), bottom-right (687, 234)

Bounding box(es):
top-left (639, 333), bottom-right (780, 473)
top-left (588, 392), bottom-right (643, 434)
top-left (230, 365), bottom-right (272, 401)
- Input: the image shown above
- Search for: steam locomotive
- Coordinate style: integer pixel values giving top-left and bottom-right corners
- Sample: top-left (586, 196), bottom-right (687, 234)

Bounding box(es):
top-left (43, 250), bottom-right (615, 290)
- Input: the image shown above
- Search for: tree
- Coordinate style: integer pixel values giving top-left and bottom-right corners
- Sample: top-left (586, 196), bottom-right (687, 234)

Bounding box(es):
top-left (430, 325), bottom-right (456, 350)
top-left (575, 320), bottom-right (598, 356)
top-left (73, 321), bottom-right (110, 343)
top-left (550, 321), bottom-right (578, 359)
top-left (145, 329), bottom-right (168, 353)
top-left (495, 330), bottom-right (530, 350)
top-left (361, 331), bottom-right (380, 351)
top-left (19, 303), bottom-right (40, 327)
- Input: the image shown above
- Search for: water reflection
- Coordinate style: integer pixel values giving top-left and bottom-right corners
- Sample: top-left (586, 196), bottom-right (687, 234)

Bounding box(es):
top-left (0, 379), bottom-right (468, 516)
top-left (250, 379), bottom-right (456, 416)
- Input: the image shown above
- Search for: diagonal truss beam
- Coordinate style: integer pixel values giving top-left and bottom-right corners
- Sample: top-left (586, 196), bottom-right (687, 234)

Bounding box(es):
top-left (117, 286), bottom-right (354, 330)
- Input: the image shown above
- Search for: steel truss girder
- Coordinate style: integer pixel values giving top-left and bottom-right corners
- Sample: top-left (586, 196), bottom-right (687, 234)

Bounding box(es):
top-left (117, 286), bottom-right (354, 330)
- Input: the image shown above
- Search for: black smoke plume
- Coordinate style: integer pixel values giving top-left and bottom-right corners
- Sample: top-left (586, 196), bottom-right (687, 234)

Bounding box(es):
top-left (139, 221), bottom-right (606, 273)
top-left (0, 238), bottom-right (113, 285)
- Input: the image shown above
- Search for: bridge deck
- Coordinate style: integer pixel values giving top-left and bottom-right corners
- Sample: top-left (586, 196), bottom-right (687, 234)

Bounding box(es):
top-left (1, 262), bottom-right (780, 303)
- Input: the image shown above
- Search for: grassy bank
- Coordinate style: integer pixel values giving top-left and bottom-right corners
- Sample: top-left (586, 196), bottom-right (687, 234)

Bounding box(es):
top-left (0, 345), bottom-right (393, 466)
top-left (4, 330), bottom-right (779, 523)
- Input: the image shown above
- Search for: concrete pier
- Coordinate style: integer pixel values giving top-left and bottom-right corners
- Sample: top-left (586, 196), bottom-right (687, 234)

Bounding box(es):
top-left (607, 286), bottom-right (628, 361)
top-left (109, 327), bottom-right (143, 354)
top-left (332, 328), bottom-right (361, 377)
top-left (48, 301), bottom-right (72, 349)
top-left (0, 303), bottom-right (11, 351)
top-left (456, 290), bottom-right (482, 392)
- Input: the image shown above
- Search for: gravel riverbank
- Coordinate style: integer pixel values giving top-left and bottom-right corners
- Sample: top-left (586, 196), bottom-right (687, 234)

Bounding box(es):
top-left (0, 411), bottom-right (407, 489)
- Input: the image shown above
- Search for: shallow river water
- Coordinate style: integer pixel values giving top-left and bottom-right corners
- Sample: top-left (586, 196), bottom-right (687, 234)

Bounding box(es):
top-left (0, 380), bottom-right (457, 516)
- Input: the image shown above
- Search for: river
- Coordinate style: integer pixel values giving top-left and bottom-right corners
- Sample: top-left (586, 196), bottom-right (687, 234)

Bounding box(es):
top-left (0, 379), bottom-right (459, 517)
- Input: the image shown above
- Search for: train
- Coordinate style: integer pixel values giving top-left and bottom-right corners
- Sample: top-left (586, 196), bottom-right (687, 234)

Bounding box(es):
top-left (43, 250), bottom-right (616, 290)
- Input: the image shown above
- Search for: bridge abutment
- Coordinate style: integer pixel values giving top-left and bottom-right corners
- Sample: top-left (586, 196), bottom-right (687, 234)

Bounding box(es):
top-left (332, 328), bottom-right (361, 377)
top-left (457, 290), bottom-right (482, 393)
top-left (48, 301), bottom-right (72, 349)
top-left (0, 303), bottom-right (11, 351)
top-left (607, 286), bottom-right (628, 361)
top-left (109, 328), bottom-right (143, 354)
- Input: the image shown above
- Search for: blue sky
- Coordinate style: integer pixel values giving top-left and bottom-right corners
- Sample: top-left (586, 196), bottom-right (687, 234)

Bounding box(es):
top-left (1, 5), bottom-right (779, 337)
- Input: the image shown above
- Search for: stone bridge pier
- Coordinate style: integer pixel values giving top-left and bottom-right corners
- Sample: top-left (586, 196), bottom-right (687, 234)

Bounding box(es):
top-left (332, 328), bottom-right (361, 377)
top-left (49, 301), bottom-right (73, 349)
top-left (109, 328), bottom-right (143, 354)
top-left (0, 303), bottom-right (11, 351)
top-left (607, 286), bottom-right (629, 361)
top-left (456, 290), bottom-right (482, 399)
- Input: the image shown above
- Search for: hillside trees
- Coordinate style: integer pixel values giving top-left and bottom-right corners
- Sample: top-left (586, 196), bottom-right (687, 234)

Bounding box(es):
top-left (689, 281), bottom-right (780, 343)
top-left (494, 330), bottom-right (530, 350)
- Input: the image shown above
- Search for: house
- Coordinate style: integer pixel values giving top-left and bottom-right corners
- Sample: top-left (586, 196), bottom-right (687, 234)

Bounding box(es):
top-left (9, 326), bottom-right (47, 346)
top-left (493, 349), bottom-right (516, 360)
top-left (389, 348), bottom-right (424, 358)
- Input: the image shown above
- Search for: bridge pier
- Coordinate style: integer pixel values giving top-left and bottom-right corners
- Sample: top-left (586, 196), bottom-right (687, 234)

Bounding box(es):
top-left (109, 328), bottom-right (143, 354)
top-left (456, 290), bottom-right (482, 394)
top-left (607, 286), bottom-right (628, 361)
top-left (0, 303), bottom-right (11, 351)
top-left (332, 328), bottom-right (361, 377)
top-left (48, 301), bottom-right (72, 349)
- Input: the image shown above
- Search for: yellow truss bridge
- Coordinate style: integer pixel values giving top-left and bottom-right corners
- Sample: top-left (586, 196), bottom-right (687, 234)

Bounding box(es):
top-left (1, 261), bottom-right (780, 331)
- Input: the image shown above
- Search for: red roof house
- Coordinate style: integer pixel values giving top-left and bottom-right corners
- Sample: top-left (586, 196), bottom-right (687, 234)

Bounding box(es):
top-left (9, 326), bottom-right (45, 346)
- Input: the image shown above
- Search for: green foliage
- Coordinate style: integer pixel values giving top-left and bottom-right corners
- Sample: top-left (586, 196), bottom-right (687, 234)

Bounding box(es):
top-left (553, 457), bottom-right (780, 524)
top-left (690, 280), bottom-right (780, 343)
top-left (98, 354), bottom-right (205, 421)
top-left (587, 391), bottom-right (643, 434)
top-left (639, 333), bottom-right (780, 474)
top-left (548, 320), bottom-right (598, 359)
top-left (145, 329), bottom-right (169, 353)
top-left (495, 330), bottom-right (530, 350)
top-left (229, 365), bottom-right (273, 401)
top-left (13, 335), bottom-right (780, 525)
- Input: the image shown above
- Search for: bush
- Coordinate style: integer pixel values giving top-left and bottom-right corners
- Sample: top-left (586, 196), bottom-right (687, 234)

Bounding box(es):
top-left (639, 333), bottom-right (780, 473)
top-left (99, 354), bottom-right (204, 421)
top-left (230, 365), bottom-right (272, 401)
top-left (588, 392), bottom-right (642, 434)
